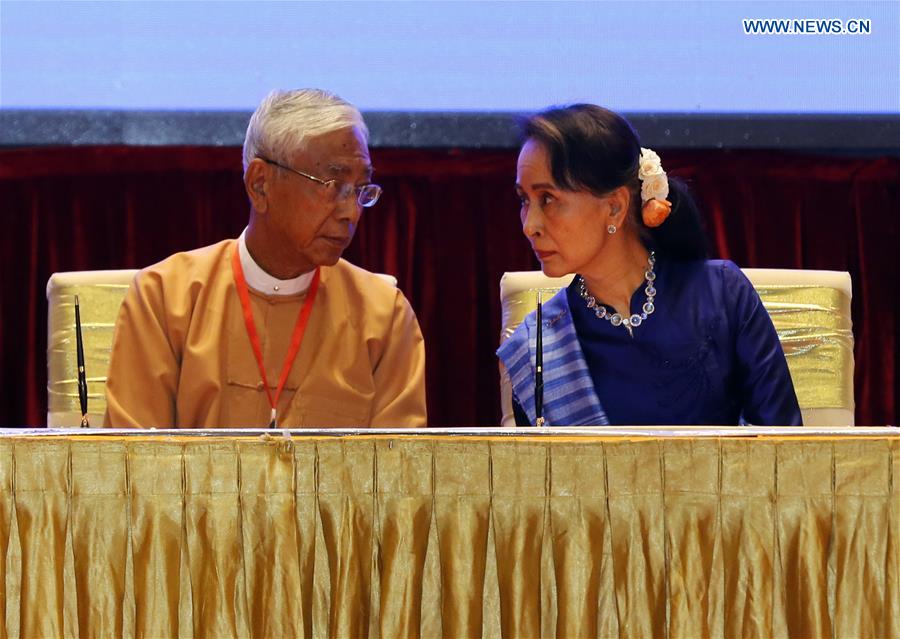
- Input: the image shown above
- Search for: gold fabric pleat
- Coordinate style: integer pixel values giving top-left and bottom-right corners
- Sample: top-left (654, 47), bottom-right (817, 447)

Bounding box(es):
top-left (70, 441), bottom-right (129, 637)
top-left (0, 443), bottom-right (12, 639)
top-left (12, 441), bottom-right (70, 638)
top-left (719, 440), bottom-right (777, 637)
top-left (127, 442), bottom-right (185, 637)
top-left (0, 433), bottom-right (897, 638)
top-left (432, 440), bottom-right (492, 638)
top-left (374, 439), bottom-right (433, 639)
top-left (776, 442), bottom-right (834, 637)
top-left (604, 441), bottom-right (667, 637)
top-left (490, 441), bottom-right (547, 638)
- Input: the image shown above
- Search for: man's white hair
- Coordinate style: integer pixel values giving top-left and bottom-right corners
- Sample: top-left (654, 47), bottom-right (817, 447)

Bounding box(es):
top-left (242, 89), bottom-right (368, 173)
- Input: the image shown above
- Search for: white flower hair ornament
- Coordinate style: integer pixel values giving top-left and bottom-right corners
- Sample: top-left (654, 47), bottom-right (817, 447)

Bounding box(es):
top-left (638, 148), bottom-right (672, 228)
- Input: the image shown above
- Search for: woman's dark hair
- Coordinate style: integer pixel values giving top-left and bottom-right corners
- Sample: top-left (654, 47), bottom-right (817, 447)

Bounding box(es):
top-left (521, 104), bottom-right (708, 260)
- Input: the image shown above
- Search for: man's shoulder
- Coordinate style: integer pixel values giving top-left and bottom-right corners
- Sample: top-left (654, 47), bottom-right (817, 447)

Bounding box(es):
top-left (324, 260), bottom-right (414, 332)
top-left (134, 239), bottom-right (235, 290)
top-left (115, 240), bottom-right (236, 347)
top-left (141, 238), bottom-right (235, 276)
top-left (330, 259), bottom-right (400, 300)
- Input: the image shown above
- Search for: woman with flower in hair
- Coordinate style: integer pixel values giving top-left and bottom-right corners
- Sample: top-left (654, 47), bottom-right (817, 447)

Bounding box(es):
top-left (498, 104), bottom-right (802, 426)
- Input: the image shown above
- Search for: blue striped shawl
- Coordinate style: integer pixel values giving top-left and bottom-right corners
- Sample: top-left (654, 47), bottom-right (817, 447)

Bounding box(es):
top-left (497, 288), bottom-right (609, 426)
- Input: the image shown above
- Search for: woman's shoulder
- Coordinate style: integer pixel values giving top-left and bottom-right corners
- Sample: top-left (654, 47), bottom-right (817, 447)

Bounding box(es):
top-left (679, 259), bottom-right (761, 326)
top-left (705, 259), bottom-right (757, 293)
top-left (659, 258), bottom-right (759, 321)
top-left (666, 257), bottom-right (752, 288)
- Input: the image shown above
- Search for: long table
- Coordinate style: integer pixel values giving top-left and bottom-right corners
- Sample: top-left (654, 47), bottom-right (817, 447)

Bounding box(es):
top-left (1, 427), bottom-right (897, 638)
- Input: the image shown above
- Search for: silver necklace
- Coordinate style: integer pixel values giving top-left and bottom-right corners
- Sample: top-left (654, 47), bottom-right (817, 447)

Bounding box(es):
top-left (577, 251), bottom-right (656, 337)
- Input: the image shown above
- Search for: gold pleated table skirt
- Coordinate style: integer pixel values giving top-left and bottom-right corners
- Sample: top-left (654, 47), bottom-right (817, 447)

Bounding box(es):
top-left (0, 428), bottom-right (897, 638)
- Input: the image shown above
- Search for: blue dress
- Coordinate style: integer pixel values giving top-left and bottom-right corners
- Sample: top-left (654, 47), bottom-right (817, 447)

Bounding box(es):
top-left (507, 258), bottom-right (802, 426)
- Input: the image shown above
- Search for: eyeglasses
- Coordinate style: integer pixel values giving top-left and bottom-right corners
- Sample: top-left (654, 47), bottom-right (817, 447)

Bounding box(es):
top-left (258, 157), bottom-right (382, 208)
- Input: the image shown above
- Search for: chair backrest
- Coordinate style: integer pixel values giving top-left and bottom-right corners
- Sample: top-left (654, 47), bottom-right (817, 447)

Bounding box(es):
top-left (47, 270), bottom-right (138, 427)
top-left (46, 269), bottom-right (399, 427)
top-left (499, 268), bottom-right (855, 427)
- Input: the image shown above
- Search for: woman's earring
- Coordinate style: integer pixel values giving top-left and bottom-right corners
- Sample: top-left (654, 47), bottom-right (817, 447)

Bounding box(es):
top-left (607, 225), bottom-right (617, 235)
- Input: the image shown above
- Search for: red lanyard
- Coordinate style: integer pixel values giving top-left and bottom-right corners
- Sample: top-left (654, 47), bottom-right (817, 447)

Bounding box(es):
top-left (231, 246), bottom-right (320, 427)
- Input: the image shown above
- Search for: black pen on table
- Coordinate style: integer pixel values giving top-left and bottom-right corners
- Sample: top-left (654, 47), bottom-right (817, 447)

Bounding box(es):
top-left (75, 295), bottom-right (89, 427)
top-left (535, 290), bottom-right (545, 427)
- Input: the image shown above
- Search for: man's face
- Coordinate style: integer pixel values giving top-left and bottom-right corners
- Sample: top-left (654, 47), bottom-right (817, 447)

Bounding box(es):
top-left (264, 126), bottom-right (372, 272)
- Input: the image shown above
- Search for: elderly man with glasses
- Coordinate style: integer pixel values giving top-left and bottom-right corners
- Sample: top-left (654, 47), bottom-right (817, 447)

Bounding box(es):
top-left (104, 89), bottom-right (427, 429)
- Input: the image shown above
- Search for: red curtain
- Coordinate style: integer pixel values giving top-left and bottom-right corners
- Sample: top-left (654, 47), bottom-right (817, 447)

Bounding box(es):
top-left (0, 146), bottom-right (896, 426)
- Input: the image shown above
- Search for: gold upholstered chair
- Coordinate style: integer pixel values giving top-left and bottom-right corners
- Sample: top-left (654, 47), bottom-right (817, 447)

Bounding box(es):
top-left (46, 270), bottom-right (138, 427)
top-left (499, 268), bottom-right (855, 427)
top-left (46, 269), bottom-right (399, 427)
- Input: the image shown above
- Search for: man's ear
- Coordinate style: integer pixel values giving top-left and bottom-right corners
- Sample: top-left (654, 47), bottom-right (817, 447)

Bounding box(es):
top-left (244, 159), bottom-right (270, 213)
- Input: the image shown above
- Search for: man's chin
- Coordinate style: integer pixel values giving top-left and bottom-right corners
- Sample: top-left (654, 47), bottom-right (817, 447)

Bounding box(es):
top-left (311, 251), bottom-right (343, 268)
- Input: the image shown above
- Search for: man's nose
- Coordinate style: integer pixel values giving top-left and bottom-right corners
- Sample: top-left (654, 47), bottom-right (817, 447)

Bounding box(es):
top-left (335, 195), bottom-right (363, 224)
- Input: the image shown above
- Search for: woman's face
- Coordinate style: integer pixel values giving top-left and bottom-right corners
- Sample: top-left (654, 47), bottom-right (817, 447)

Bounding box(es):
top-left (515, 138), bottom-right (618, 277)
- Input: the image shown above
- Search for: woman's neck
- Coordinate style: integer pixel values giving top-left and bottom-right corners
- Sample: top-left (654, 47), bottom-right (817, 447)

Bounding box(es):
top-left (580, 233), bottom-right (650, 317)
